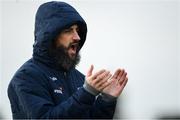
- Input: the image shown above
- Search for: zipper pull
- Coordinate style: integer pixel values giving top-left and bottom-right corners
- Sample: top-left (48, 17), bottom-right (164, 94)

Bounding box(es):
top-left (64, 72), bottom-right (67, 77)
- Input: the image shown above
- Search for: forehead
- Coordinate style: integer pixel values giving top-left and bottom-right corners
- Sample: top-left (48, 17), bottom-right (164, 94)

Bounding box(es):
top-left (67, 24), bottom-right (78, 29)
top-left (55, 24), bottom-right (79, 40)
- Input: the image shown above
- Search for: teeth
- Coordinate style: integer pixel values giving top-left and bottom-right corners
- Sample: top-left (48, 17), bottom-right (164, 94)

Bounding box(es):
top-left (72, 45), bottom-right (75, 50)
top-left (71, 44), bottom-right (76, 50)
top-left (72, 44), bottom-right (78, 48)
top-left (69, 42), bottom-right (79, 52)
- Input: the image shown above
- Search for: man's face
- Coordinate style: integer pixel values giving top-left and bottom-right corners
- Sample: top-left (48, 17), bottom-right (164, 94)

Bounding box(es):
top-left (55, 24), bottom-right (80, 59)
top-left (49, 24), bottom-right (81, 71)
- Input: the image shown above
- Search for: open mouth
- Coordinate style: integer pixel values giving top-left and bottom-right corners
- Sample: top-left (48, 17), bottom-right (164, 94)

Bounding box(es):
top-left (68, 42), bottom-right (79, 57)
top-left (71, 43), bottom-right (78, 51)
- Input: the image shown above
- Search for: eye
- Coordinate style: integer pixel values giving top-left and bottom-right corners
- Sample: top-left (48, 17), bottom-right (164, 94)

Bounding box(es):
top-left (76, 27), bottom-right (79, 32)
top-left (63, 29), bottom-right (72, 33)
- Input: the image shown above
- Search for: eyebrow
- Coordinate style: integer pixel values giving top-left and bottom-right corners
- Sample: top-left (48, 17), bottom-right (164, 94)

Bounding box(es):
top-left (71, 25), bottom-right (78, 29)
top-left (68, 26), bottom-right (79, 31)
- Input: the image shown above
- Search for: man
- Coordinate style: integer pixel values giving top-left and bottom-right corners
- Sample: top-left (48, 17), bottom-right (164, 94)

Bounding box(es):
top-left (8, 1), bottom-right (128, 119)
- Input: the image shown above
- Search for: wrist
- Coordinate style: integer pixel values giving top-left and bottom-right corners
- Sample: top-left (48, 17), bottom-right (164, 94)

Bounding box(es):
top-left (100, 92), bottom-right (117, 102)
top-left (83, 80), bottom-right (100, 96)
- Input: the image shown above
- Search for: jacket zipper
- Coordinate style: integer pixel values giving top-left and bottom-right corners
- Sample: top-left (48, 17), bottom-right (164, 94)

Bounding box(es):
top-left (63, 72), bottom-right (73, 96)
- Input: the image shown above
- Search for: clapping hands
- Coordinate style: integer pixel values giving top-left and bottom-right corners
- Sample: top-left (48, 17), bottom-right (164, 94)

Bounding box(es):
top-left (85, 65), bottom-right (128, 97)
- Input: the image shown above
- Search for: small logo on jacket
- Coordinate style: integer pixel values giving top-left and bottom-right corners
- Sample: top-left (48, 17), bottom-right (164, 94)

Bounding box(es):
top-left (54, 87), bottom-right (63, 94)
top-left (49, 77), bottom-right (57, 81)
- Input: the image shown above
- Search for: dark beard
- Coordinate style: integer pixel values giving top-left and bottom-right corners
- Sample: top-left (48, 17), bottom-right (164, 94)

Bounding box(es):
top-left (48, 44), bottom-right (80, 71)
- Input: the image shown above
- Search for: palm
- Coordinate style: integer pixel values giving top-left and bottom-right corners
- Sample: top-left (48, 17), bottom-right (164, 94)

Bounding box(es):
top-left (102, 78), bottom-right (122, 97)
top-left (102, 69), bottom-right (128, 97)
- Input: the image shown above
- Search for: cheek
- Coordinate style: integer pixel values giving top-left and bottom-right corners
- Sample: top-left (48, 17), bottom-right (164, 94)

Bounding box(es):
top-left (57, 36), bottom-right (71, 47)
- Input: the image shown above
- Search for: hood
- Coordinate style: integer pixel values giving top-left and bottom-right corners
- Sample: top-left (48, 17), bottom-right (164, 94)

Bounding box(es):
top-left (33, 1), bottom-right (87, 70)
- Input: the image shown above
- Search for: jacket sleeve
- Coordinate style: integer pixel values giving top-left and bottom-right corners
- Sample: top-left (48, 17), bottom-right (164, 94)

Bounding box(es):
top-left (88, 94), bottom-right (117, 119)
top-left (77, 70), bottom-right (117, 119)
top-left (12, 69), bottom-right (96, 119)
top-left (82, 78), bottom-right (117, 119)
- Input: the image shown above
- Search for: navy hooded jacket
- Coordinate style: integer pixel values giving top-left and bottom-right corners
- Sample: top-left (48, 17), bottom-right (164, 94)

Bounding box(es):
top-left (8, 1), bottom-right (117, 119)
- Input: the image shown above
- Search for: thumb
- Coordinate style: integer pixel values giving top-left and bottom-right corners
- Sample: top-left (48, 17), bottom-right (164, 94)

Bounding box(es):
top-left (87, 65), bottom-right (94, 77)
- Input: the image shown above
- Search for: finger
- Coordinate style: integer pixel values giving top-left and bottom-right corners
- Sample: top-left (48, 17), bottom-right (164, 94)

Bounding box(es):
top-left (99, 79), bottom-right (112, 91)
top-left (93, 71), bottom-right (110, 84)
top-left (96, 73), bottom-right (112, 88)
top-left (120, 77), bottom-right (128, 89)
top-left (91, 69), bottom-right (106, 80)
top-left (117, 69), bottom-right (125, 80)
top-left (124, 77), bottom-right (128, 87)
top-left (116, 77), bottom-right (128, 96)
top-left (87, 65), bottom-right (94, 77)
top-left (119, 72), bottom-right (127, 84)
top-left (112, 69), bottom-right (121, 79)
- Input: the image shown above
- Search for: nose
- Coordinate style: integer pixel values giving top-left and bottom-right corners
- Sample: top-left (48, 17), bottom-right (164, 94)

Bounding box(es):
top-left (72, 30), bottom-right (80, 41)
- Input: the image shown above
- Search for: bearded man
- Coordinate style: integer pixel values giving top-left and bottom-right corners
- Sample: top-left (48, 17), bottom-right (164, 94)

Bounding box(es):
top-left (8, 1), bottom-right (128, 119)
